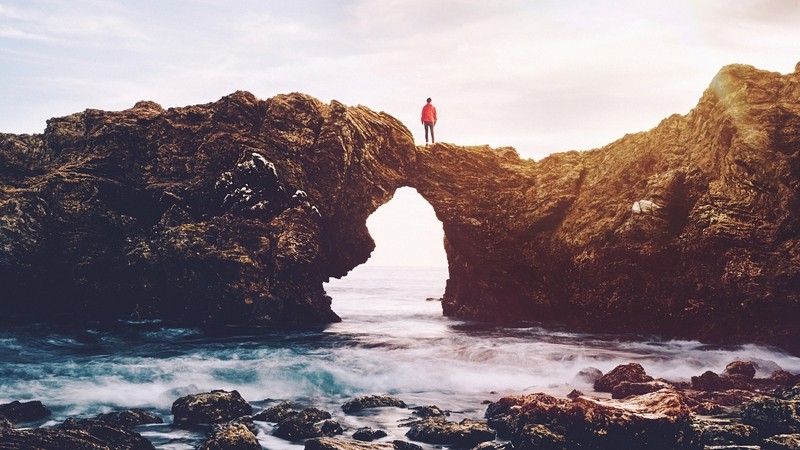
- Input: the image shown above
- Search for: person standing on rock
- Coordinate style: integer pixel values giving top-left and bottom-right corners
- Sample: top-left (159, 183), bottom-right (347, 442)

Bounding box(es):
top-left (421, 98), bottom-right (437, 145)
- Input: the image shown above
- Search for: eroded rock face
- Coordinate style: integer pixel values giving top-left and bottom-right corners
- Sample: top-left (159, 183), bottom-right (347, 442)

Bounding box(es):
top-left (0, 92), bottom-right (416, 326)
top-left (484, 390), bottom-right (694, 449)
top-left (410, 63), bottom-right (800, 353)
top-left (1, 62), bottom-right (799, 351)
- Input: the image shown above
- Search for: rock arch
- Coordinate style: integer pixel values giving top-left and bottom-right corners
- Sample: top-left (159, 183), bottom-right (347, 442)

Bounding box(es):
top-left (1, 62), bottom-right (800, 353)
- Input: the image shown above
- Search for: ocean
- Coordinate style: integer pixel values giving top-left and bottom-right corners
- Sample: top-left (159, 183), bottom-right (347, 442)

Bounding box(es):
top-left (1, 265), bottom-right (799, 448)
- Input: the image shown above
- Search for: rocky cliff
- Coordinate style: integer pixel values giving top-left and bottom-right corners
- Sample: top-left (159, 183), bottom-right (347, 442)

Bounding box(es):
top-left (1, 62), bottom-right (799, 352)
top-left (414, 62), bottom-right (800, 353)
top-left (0, 91), bottom-right (416, 325)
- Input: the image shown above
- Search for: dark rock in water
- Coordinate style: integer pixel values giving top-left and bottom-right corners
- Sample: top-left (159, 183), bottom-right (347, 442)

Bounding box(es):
top-left (305, 437), bottom-right (421, 450)
top-left (352, 427), bottom-right (388, 441)
top-left (410, 405), bottom-right (447, 418)
top-left (0, 417), bottom-right (155, 449)
top-left (594, 363), bottom-right (653, 392)
top-left (740, 397), bottom-right (800, 436)
top-left (724, 361), bottom-right (757, 379)
top-left (763, 434), bottom-right (800, 450)
top-left (485, 390), bottom-right (694, 450)
top-left (572, 367), bottom-right (603, 385)
top-left (566, 389), bottom-right (584, 400)
top-left (2, 62), bottom-right (800, 352)
top-left (342, 395), bottom-right (407, 414)
top-left (404, 417), bottom-right (495, 448)
top-left (273, 408), bottom-right (342, 441)
top-left (93, 409), bottom-right (163, 428)
top-left (0, 400), bottom-right (51, 423)
top-left (611, 381), bottom-right (669, 399)
top-left (198, 422), bottom-right (260, 450)
top-left (692, 371), bottom-right (734, 392)
top-left (254, 401), bottom-right (294, 423)
top-left (171, 390), bottom-right (252, 425)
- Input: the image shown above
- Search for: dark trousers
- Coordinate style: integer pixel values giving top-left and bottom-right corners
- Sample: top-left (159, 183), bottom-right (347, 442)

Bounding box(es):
top-left (424, 122), bottom-right (435, 143)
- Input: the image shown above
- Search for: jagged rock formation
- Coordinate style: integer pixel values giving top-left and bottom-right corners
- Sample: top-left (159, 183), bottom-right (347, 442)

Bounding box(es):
top-left (1, 62), bottom-right (799, 352)
top-left (414, 62), bottom-right (800, 353)
top-left (0, 91), bottom-right (415, 325)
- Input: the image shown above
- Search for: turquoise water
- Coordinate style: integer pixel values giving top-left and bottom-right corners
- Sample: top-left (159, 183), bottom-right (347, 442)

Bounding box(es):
top-left (1, 265), bottom-right (799, 448)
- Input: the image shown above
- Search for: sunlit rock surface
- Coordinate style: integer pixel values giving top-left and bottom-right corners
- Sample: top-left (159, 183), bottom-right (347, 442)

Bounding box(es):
top-left (412, 63), bottom-right (800, 353)
top-left (1, 62), bottom-right (799, 352)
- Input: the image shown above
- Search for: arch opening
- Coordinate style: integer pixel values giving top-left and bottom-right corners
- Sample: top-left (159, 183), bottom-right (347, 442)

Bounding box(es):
top-left (324, 187), bottom-right (448, 321)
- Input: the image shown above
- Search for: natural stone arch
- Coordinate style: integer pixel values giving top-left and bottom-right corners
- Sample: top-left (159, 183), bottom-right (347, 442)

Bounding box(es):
top-left (1, 62), bottom-right (800, 353)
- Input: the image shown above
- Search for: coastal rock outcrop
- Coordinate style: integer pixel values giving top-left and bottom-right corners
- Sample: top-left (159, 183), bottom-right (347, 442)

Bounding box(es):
top-left (409, 63), bottom-right (800, 352)
top-left (485, 390), bottom-right (694, 449)
top-left (1, 62), bottom-right (799, 351)
top-left (0, 91), bottom-right (415, 326)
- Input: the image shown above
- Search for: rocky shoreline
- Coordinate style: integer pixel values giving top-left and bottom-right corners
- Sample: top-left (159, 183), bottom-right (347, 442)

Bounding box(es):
top-left (2, 361), bottom-right (798, 449)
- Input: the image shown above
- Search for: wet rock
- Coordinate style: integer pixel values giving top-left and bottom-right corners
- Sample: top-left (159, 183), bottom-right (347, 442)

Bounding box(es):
top-left (515, 423), bottom-right (567, 450)
top-left (94, 409), bottom-right (163, 428)
top-left (724, 361), bottom-right (757, 379)
top-left (485, 390), bottom-right (694, 449)
top-left (772, 371), bottom-right (799, 386)
top-left (594, 363), bottom-right (653, 392)
top-left (342, 395), bottom-right (407, 414)
top-left (273, 408), bottom-right (342, 440)
top-left (694, 420), bottom-right (760, 446)
top-left (0, 400), bottom-right (51, 423)
top-left (741, 397), bottom-right (800, 436)
top-left (682, 389), bottom-right (763, 415)
top-left (471, 442), bottom-right (513, 450)
top-left (692, 371), bottom-right (734, 392)
top-left (253, 401), bottom-right (294, 423)
top-left (405, 417), bottom-right (495, 448)
top-left (411, 405), bottom-right (447, 418)
top-left (572, 367), bottom-right (603, 385)
top-left (305, 437), bottom-right (418, 450)
top-left (352, 427), bottom-right (388, 441)
top-left (763, 434), bottom-right (800, 450)
top-left (171, 390), bottom-right (252, 425)
top-left (566, 389), bottom-right (584, 400)
top-left (611, 381), bottom-right (670, 399)
top-left (391, 440), bottom-right (423, 450)
top-left (0, 417), bottom-right (155, 449)
top-left (198, 422), bottom-right (260, 450)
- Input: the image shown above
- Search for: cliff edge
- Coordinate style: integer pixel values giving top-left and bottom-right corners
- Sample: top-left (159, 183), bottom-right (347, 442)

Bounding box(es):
top-left (412, 62), bottom-right (800, 352)
top-left (1, 62), bottom-right (798, 352)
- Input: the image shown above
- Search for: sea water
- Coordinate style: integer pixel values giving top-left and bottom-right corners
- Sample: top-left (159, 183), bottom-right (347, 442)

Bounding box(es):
top-left (1, 265), bottom-right (799, 449)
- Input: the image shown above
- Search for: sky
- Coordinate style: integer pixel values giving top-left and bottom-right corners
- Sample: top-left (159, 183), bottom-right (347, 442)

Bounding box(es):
top-left (2, 0), bottom-right (800, 268)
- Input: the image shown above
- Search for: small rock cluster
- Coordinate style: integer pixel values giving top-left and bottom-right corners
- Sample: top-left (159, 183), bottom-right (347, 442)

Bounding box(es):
top-left (1, 361), bottom-right (799, 449)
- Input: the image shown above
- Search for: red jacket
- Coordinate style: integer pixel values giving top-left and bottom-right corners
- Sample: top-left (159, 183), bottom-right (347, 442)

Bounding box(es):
top-left (421, 104), bottom-right (437, 123)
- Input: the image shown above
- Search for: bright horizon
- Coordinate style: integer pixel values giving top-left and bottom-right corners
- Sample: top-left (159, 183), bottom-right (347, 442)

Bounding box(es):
top-left (2, 0), bottom-right (799, 268)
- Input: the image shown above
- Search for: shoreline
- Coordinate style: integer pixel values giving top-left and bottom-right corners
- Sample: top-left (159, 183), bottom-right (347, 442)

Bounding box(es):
top-left (2, 360), bottom-right (798, 449)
